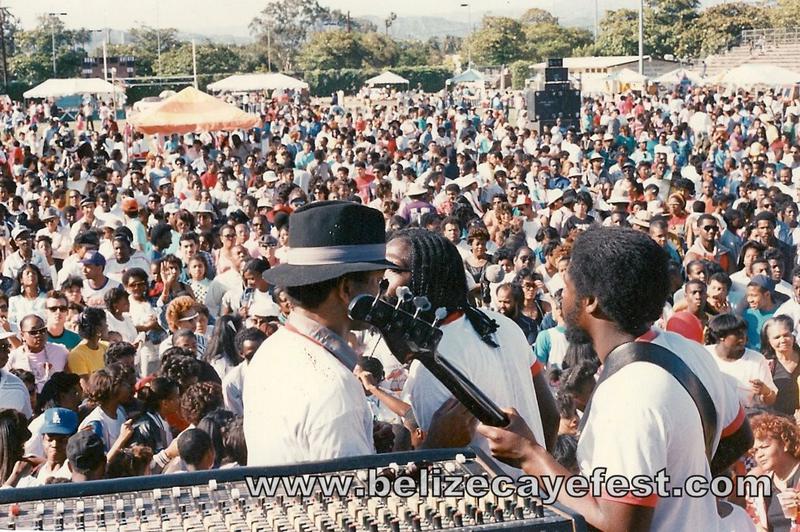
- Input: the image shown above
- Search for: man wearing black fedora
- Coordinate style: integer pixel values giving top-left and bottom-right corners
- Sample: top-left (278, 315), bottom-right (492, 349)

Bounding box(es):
top-left (243, 201), bottom-right (400, 465)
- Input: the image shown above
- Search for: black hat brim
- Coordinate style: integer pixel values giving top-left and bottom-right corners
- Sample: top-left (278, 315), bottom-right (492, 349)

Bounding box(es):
top-left (263, 259), bottom-right (400, 288)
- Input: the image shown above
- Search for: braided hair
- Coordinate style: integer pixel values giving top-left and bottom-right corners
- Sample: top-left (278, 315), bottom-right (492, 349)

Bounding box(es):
top-left (389, 228), bottom-right (499, 347)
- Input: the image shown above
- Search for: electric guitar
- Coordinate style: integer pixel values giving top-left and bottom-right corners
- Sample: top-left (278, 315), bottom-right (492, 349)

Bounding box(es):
top-left (348, 292), bottom-right (510, 427)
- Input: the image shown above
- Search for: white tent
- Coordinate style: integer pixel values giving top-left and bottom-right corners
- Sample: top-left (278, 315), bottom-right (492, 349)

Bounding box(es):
top-left (207, 73), bottom-right (308, 93)
top-left (364, 71), bottom-right (409, 86)
top-left (613, 68), bottom-right (648, 84)
top-left (23, 78), bottom-right (124, 99)
top-left (447, 68), bottom-right (485, 85)
top-left (716, 64), bottom-right (800, 87)
top-left (654, 68), bottom-right (705, 86)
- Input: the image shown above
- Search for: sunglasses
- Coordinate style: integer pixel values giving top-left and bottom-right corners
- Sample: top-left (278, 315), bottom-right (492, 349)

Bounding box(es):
top-left (702, 226), bottom-right (719, 232)
top-left (23, 327), bottom-right (46, 336)
top-left (47, 306), bottom-right (68, 312)
top-left (222, 234), bottom-right (236, 240)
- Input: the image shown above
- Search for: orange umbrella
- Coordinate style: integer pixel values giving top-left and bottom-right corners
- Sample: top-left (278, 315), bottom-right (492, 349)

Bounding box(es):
top-left (128, 86), bottom-right (260, 135)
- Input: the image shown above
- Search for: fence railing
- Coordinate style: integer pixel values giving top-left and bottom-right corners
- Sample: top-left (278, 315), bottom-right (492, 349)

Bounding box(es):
top-left (741, 28), bottom-right (800, 48)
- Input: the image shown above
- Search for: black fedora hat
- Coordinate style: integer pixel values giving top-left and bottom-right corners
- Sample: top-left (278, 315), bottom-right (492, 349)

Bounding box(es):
top-left (263, 200), bottom-right (399, 287)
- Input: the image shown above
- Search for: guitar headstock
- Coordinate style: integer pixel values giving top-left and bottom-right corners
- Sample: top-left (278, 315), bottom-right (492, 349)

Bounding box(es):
top-left (348, 290), bottom-right (443, 364)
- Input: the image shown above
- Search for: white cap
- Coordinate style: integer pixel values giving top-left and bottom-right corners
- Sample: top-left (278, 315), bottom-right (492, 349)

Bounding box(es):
top-left (249, 299), bottom-right (280, 319)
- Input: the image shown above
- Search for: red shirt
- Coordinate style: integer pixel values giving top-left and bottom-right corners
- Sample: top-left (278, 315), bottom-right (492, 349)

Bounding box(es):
top-left (200, 170), bottom-right (218, 189)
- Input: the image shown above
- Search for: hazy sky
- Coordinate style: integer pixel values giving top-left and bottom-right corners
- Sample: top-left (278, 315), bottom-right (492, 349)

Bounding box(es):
top-left (7, 0), bottom-right (532, 34)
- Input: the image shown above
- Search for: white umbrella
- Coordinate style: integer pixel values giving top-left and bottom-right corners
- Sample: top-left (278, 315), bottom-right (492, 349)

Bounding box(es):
top-left (364, 71), bottom-right (409, 86)
top-left (654, 68), bottom-right (705, 86)
top-left (23, 78), bottom-right (124, 99)
top-left (613, 68), bottom-right (648, 84)
top-left (717, 64), bottom-right (800, 87)
top-left (207, 73), bottom-right (308, 92)
top-left (447, 68), bottom-right (485, 85)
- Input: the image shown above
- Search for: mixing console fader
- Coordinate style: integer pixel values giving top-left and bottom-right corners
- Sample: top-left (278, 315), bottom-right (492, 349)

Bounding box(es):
top-left (0, 448), bottom-right (586, 531)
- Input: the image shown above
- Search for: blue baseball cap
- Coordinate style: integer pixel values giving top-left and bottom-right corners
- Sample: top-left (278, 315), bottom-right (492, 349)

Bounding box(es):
top-left (80, 250), bottom-right (106, 268)
top-left (40, 408), bottom-right (78, 436)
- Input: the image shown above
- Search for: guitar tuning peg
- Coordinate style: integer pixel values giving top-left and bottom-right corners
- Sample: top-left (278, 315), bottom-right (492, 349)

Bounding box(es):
top-left (372, 279), bottom-right (389, 308)
top-left (413, 296), bottom-right (431, 311)
top-left (412, 296), bottom-right (431, 319)
top-left (432, 307), bottom-right (448, 327)
top-left (395, 286), bottom-right (413, 309)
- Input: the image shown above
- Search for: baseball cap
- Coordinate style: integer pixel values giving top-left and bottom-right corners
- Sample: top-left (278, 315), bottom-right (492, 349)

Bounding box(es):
top-left (67, 430), bottom-right (106, 473)
top-left (264, 171), bottom-right (279, 183)
top-left (40, 207), bottom-right (59, 221)
top-left (80, 196), bottom-right (96, 207)
top-left (11, 226), bottom-right (30, 241)
top-left (249, 299), bottom-right (281, 320)
top-left (122, 198), bottom-right (139, 213)
top-left (194, 202), bottom-right (214, 214)
top-left (80, 250), bottom-right (106, 267)
top-left (41, 408), bottom-right (78, 436)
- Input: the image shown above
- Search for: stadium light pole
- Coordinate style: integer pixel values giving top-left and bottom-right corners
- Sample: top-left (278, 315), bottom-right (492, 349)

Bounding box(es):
top-left (638, 0), bottom-right (644, 75)
top-left (460, 3), bottom-right (471, 69)
top-left (48, 12), bottom-right (68, 76)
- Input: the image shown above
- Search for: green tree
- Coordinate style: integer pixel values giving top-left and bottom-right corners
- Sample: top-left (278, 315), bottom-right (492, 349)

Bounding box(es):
top-left (11, 15), bottom-right (90, 82)
top-left (160, 42), bottom-right (245, 76)
top-left (397, 40), bottom-right (442, 67)
top-left (361, 32), bottom-right (399, 68)
top-left (296, 30), bottom-right (367, 71)
top-left (125, 26), bottom-right (181, 76)
top-left (645, 0), bottom-right (700, 58)
top-left (594, 8), bottom-right (640, 56)
top-left (771, 0), bottom-right (800, 28)
top-left (250, 0), bottom-right (372, 70)
top-left (464, 16), bottom-right (525, 66)
top-left (524, 22), bottom-right (593, 62)
top-left (519, 8), bottom-right (559, 26)
top-left (691, 3), bottom-right (772, 56)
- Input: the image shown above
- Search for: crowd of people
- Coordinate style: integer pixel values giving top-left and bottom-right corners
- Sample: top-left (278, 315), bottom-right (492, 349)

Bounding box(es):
top-left (0, 79), bottom-right (798, 530)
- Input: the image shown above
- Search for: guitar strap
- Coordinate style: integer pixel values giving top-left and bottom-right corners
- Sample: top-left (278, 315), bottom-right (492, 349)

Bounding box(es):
top-left (578, 341), bottom-right (718, 462)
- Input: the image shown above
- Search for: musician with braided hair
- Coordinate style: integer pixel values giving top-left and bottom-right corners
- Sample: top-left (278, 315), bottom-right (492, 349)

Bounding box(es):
top-left (384, 228), bottom-right (558, 474)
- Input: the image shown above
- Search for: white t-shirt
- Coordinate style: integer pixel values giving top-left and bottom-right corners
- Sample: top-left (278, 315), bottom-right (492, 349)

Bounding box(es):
top-left (243, 326), bottom-right (374, 466)
top-left (105, 311), bottom-right (139, 344)
top-left (577, 330), bottom-right (743, 532)
top-left (79, 405), bottom-right (126, 452)
top-left (222, 361), bottom-right (247, 416)
top-left (82, 277), bottom-right (121, 308)
top-left (706, 346), bottom-right (777, 408)
top-left (403, 310), bottom-right (544, 478)
top-left (0, 370), bottom-right (32, 419)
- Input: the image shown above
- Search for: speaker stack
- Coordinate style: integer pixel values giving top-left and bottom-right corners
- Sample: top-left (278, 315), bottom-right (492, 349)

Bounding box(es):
top-left (531, 58), bottom-right (581, 134)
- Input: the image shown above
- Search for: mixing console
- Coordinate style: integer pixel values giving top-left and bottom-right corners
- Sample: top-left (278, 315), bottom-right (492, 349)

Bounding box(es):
top-left (0, 448), bottom-right (586, 531)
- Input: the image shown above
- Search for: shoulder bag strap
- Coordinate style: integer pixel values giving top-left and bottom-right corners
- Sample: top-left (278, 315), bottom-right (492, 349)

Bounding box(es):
top-left (579, 341), bottom-right (718, 462)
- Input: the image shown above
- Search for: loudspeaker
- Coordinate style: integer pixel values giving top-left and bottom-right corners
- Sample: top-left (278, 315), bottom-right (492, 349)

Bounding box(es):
top-left (533, 89), bottom-right (580, 121)
top-left (545, 67), bottom-right (568, 83)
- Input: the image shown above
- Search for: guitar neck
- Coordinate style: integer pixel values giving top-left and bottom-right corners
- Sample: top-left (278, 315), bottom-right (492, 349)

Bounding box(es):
top-left (417, 351), bottom-right (509, 428)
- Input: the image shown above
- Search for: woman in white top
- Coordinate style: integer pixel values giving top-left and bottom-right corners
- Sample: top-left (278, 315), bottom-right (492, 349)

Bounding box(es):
top-left (104, 286), bottom-right (139, 344)
top-left (8, 264), bottom-right (47, 327)
top-left (203, 315), bottom-right (242, 380)
top-left (78, 364), bottom-right (134, 452)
